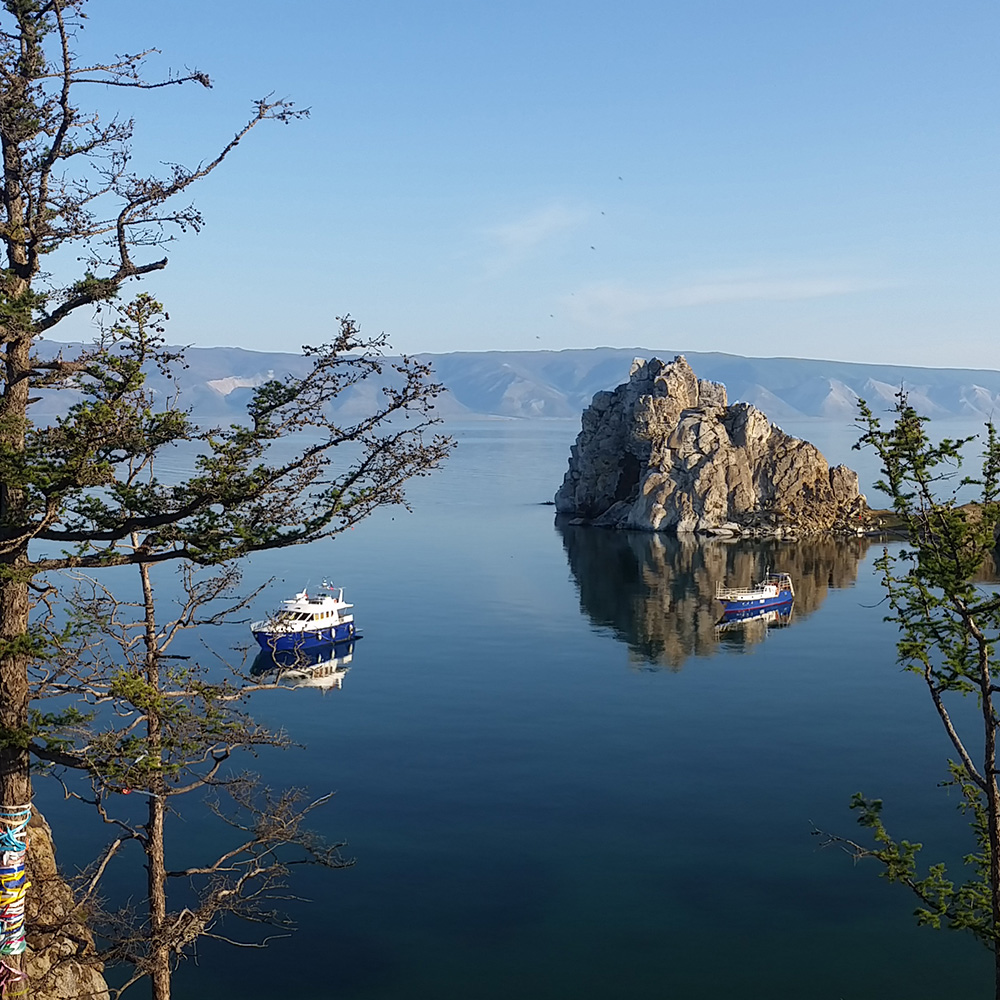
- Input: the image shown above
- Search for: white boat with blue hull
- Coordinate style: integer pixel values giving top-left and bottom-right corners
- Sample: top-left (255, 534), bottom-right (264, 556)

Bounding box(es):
top-left (716, 572), bottom-right (794, 616)
top-left (252, 584), bottom-right (358, 653)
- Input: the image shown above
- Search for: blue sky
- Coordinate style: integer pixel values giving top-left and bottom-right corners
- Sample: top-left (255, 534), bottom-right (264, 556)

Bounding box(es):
top-left (51, 1), bottom-right (1000, 367)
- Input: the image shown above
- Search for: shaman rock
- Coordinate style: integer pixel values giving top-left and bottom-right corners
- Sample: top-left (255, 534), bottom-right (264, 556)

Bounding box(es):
top-left (554, 356), bottom-right (870, 536)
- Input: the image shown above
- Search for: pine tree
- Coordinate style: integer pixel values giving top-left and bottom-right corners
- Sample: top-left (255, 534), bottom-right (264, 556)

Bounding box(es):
top-left (0, 4), bottom-right (451, 993)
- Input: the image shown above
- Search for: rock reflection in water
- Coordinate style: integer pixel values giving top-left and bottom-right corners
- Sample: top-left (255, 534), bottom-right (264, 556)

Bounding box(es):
top-left (556, 520), bottom-right (870, 670)
top-left (250, 641), bottom-right (355, 692)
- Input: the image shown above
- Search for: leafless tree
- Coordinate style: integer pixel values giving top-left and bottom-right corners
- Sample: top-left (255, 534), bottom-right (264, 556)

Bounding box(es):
top-left (32, 553), bottom-right (354, 999)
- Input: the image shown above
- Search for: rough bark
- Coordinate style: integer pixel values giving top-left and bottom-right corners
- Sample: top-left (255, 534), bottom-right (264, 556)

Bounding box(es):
top-left (0, 334), bottom-right (33, 990)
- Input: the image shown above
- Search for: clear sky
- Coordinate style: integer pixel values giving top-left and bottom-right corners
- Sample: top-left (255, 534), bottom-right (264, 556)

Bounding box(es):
top-left (51, 0), bottom-right (1000, 368)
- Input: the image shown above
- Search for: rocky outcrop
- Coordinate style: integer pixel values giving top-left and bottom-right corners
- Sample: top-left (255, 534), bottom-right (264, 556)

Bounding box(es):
top-left (555, 356), bottom-right (870, 536)
top-left (25, 812), bottom-right (109, 1000)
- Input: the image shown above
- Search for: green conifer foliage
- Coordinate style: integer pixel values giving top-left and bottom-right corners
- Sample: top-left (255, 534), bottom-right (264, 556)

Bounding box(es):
top-left (821, 393), bottom-right (1000, 996)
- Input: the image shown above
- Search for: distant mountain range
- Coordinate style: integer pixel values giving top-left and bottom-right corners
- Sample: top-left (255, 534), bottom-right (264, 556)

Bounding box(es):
top-left (34, 342), bottom-right (1000, 423)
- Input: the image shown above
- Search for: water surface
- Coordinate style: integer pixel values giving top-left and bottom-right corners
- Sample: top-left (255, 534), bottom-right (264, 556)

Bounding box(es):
top-left (37, 418), bottom-right (998, 998)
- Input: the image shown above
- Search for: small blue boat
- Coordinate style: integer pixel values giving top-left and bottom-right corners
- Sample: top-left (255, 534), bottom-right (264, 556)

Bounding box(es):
top-left (716, 572), bottom-right (794, 616)
top-left (252, 584), bottom-right (358, 653)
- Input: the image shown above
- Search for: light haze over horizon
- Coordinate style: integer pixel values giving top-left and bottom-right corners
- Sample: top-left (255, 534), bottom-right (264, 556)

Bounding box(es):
top-left (52, 1), bottom-right (999, 370)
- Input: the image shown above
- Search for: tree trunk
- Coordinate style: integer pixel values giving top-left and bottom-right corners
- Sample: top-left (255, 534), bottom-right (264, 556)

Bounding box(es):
top-left (978, 646), bottom-right (1000, 1000)
top-left (146, 789), bottom-right (168, 1000)
top-left (0, 314), bottom-right (34, 995)
top-left (139, 560), bottom-right (170, 1000)
top-left (987, 767), bottom-right (1000, 1000)
top-left (0, 567), bottom-right (31, 997)
top-left (0, 570), bottom-right (31, 807)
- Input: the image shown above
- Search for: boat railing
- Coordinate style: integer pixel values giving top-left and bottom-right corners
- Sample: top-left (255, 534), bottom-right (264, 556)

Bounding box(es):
top-left (716, 583), bottom-right (772, 600)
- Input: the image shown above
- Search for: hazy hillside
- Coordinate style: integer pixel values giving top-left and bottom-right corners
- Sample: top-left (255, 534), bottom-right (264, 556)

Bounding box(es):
top-left (34, 341), bottom-right (1000, 422)
top-left (428, 348), bottom-right (1000, 420)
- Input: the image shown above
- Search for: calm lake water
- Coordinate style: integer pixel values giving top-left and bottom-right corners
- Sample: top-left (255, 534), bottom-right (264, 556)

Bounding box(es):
top-left (36, 416), bottom-right (1000, 998)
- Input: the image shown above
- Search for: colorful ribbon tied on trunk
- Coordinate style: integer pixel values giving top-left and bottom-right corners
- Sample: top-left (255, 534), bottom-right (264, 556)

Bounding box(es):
top-left (0, 804), bottom-right (31, 996)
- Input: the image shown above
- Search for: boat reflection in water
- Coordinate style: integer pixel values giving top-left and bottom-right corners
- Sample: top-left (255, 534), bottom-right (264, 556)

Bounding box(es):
top-left (715, 602), bottom-right (794, 646)
top-left (250, 640), bottom-right (356, 693)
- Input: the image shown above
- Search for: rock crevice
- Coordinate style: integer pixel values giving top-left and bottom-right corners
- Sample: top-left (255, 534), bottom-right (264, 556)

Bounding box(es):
top-left (555, 356), bottom-right (870, 536)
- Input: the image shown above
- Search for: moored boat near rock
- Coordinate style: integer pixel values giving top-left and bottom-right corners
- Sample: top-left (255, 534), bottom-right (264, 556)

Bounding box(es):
top-left (716, 572), bottom-right (794, 617)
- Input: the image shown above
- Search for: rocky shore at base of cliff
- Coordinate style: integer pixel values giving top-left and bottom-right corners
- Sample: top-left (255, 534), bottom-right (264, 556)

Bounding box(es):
top-left (554, 355), bottom-right (872, 537)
